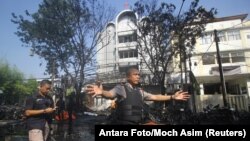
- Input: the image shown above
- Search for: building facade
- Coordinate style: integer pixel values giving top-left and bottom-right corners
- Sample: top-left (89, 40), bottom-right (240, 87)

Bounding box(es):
top-left (96, 10), bottom-right (142, 84)
top-left (96, 9), bottom-right (250, 111)
top-left (190, 14), bottom-right (250, 110)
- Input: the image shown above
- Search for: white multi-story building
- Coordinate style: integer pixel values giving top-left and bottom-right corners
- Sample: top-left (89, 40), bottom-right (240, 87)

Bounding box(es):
top-left (93, 10), bottom-right (141, 111)
top-left (191, 14), bottom-right (250, 94)
top-left (190, 14), bottom-right (250, 110)
top-left (96, 10), bottom-right (142, 84)
top-left (96, 9), bottom-right (250, 111)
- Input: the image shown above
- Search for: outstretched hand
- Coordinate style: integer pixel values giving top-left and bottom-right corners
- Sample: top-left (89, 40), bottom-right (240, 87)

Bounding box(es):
top-left (85, 84), bottom-right (103, 97)
top-left (173, 90), bottom-right (190, 101)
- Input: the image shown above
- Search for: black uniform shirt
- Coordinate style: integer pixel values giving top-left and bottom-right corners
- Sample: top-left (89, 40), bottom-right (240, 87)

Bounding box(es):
top-left (25, 92), bottom-right (53, 130)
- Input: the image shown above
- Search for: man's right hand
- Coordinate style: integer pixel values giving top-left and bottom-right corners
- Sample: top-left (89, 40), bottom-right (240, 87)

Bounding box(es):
top-left (45, 107), bottom-right (56, 114)
top-left (85, 84), bottom-right (103, 97)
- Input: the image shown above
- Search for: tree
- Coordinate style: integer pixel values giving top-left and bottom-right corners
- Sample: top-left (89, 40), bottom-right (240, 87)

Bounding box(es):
top-left (133, 0), bottom-right (217, 94)
top-left (11, 0), bottom-right (115, 108)
top-left (0, 60), bottom-right (38, 105)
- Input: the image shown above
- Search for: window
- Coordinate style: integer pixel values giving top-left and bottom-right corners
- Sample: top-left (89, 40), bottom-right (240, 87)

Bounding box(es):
top-left (202, 52), bottom-right (246, 66)
top-left (201, 33), bottom-right (212, 44)
top-left (119, 49), bottom-right (138, 59)
top-left (227, 30), bottom-right (241, 40)
top-left (231, 52), bottom-right (245, 62)
top-left (218, 32), bottom-right (227, 42)
top-left (220, 53), bottom-right (230, 63)
top-left (202, 54), bottom-right (215, 65)
top-left (247, 34), bottom-right (250, 39)
top-left (118, 32), bottom-right (137, 43)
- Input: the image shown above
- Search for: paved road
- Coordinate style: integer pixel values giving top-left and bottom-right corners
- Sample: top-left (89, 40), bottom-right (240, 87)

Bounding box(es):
top-left (0, 114), bottom-right (108, 141)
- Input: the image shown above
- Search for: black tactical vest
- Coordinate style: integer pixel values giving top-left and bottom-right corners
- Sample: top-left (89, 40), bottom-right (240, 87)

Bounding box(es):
top-left (116, 85), bottom-right (144, 124)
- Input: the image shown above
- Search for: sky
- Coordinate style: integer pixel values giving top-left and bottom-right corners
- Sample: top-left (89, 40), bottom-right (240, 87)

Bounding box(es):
top-left (0, 0), bottom-right (250, 79)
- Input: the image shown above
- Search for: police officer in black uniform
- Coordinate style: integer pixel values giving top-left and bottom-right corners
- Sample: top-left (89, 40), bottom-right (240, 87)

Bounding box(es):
top-left (25, 80), bottom-right (56, 141)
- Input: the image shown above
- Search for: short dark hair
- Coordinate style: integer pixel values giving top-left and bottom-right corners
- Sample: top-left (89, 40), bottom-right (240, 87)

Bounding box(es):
top-left (40, 79), bottom-right (52, 87)
top-left (126, 67), bottom-right (139, 77)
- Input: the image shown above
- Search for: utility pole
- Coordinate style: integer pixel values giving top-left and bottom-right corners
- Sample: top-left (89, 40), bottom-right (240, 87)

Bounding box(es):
top-left (214, 30), bottom-right (228, 107)
top-left (188, 53), bottom-right (197, 113)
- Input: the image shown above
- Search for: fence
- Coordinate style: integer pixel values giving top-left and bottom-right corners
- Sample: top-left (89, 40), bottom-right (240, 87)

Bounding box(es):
top-left (195, 94), bottom-right (249, 112)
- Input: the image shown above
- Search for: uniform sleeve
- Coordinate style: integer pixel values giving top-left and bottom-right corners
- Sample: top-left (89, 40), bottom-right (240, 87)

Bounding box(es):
top-left (141, 90), bottom-right (153, 100)
top-left (25, 96), bottom-right (34, 110)
top-left (109, 84), bottom-right (126, 99)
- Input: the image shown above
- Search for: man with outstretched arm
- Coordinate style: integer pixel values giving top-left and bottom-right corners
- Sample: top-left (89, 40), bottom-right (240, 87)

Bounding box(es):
top-left (86, 67), bottom-right (190, 125)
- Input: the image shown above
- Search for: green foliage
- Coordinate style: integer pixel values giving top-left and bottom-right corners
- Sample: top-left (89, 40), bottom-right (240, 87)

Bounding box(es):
top-left (24, 79), bottom-right (39, 94)
top-left (0, 60), bottom-right (38, 104)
